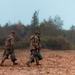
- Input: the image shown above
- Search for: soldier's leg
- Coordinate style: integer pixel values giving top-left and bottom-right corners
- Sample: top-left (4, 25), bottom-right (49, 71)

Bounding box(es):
top-left (0, 51), bottom-right (8, 66)
top-left (10, 50), bottom-right (17, 65)
top-left (34, 51), bottom-right (39, 65)
top-left (26, 54), bottom-right (34, 67)
top-left (26, 50), bottom-right (35, 67)
top-left (0, 57), bottom-right (6, 66)
top-left (30, 50), bottom-right (34, 63)
top-left (35, 56), bottom-right (39, 65)
top-left (3, 50), bottom-right (9, 59)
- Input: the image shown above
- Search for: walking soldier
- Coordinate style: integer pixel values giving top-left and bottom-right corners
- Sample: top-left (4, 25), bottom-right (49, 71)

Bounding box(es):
top-left (0, 31), bottom-right (18, 66)
top-left (26, 30), bottom-right (42, 67)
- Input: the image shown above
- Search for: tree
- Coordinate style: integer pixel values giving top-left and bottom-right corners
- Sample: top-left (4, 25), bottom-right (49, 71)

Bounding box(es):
top-left (53, 15), bottom-right (63, 29)
top-left (0, 24), bottom-right (1, 28)
top-left (5, 22), bottom-right (9, 27)
top-left (70, 25), bottom-right (75, 30)
top-left (67, 25), bottom-right (75, 44)
top-left (30, 11), bottom-right (39, 34)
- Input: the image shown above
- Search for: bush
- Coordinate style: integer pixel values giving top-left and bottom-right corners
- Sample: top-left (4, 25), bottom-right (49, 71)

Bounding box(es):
top-left (15, 36), bottom-right (30, 49)
top-left (41, 36), bottom-right (72, 50)
top-left (0, 38), bottom-right (5, 46)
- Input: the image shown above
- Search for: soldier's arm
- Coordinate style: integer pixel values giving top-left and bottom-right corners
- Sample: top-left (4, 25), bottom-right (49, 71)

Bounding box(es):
top-left (30, 35), bottom-right (34, 40)
top-left (8, 36), bottom-right (14, 47)
top-left (6, 35), bottom-right (11, 45)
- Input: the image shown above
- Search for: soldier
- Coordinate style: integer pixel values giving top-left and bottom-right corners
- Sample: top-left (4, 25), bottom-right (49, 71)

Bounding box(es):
top-left (0, 30), bottom-right (18, 66)
top-left (26, 30), bottom-right (42, 67)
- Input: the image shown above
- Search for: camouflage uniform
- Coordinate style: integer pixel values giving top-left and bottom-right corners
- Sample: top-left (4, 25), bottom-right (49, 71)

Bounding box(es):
top-left (0, 33), bottom-right (17, 66)
top-left (30, 35), bottom-right (41, 50)
top-left (26, 30), bottom-right (42, 67)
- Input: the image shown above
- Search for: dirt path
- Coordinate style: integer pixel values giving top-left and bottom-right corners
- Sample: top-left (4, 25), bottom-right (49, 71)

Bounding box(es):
top-left (0, 49), bottom-right (75, 75)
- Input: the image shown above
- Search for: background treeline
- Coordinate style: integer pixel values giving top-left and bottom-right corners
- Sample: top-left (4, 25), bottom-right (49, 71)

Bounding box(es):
top-left (0, 11), bottom-right (75, 50)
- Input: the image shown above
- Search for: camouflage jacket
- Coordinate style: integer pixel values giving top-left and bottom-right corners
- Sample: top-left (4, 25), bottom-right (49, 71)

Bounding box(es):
top-left (30, 35), bottom-right (41, 50)
top-left (5, 34), bottom-right (15, 49)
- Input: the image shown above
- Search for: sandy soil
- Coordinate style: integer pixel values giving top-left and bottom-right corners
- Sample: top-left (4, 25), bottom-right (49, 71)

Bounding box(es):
top-left (0, 49), bottom-right (75, 75)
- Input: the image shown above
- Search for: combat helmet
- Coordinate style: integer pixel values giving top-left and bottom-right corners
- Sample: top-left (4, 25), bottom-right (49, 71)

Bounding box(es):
top-left (35, 30), bottom-right (40, 34)
top-left (11, 30), bottom-right (15, 34)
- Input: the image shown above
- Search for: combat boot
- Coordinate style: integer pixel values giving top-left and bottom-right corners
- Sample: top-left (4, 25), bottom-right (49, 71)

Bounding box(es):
top-left (13, 61), bottom-right (18, 65)
top-left (26, 61), bottom-right (31, 67)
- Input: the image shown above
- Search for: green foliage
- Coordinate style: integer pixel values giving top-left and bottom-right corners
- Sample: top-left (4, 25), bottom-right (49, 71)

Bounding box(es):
top-left (15, 35), bottom-right (30, 49)
top-left (0, 12), bottom-right (75, 50)
top-left (53, 15), bottom-right (63, 29)
top-left (41, 36), bottom-right (72, 50)
top-left (0, 38), bottom-right (5, 46)
top-left (48, 36), bottom-right (72, 50)
top-left (30, 11), bottom-right (39, 34)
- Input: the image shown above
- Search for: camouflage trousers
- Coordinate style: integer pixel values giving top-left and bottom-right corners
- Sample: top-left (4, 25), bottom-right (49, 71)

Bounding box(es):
top-left (27, 49), bottom-right (39, 65)
top-left (2, 48), bottom-right (17, 62)
top-left (30, 49), bottom-right (43, 63)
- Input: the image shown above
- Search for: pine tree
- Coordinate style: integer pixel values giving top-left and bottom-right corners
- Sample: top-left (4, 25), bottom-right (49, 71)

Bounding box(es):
top-left (30, 11), bottom-right (39, 34)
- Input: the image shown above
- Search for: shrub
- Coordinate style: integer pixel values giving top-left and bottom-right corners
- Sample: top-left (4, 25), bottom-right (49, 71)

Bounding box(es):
top-left (41, 36), bottom-right (72, 50)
